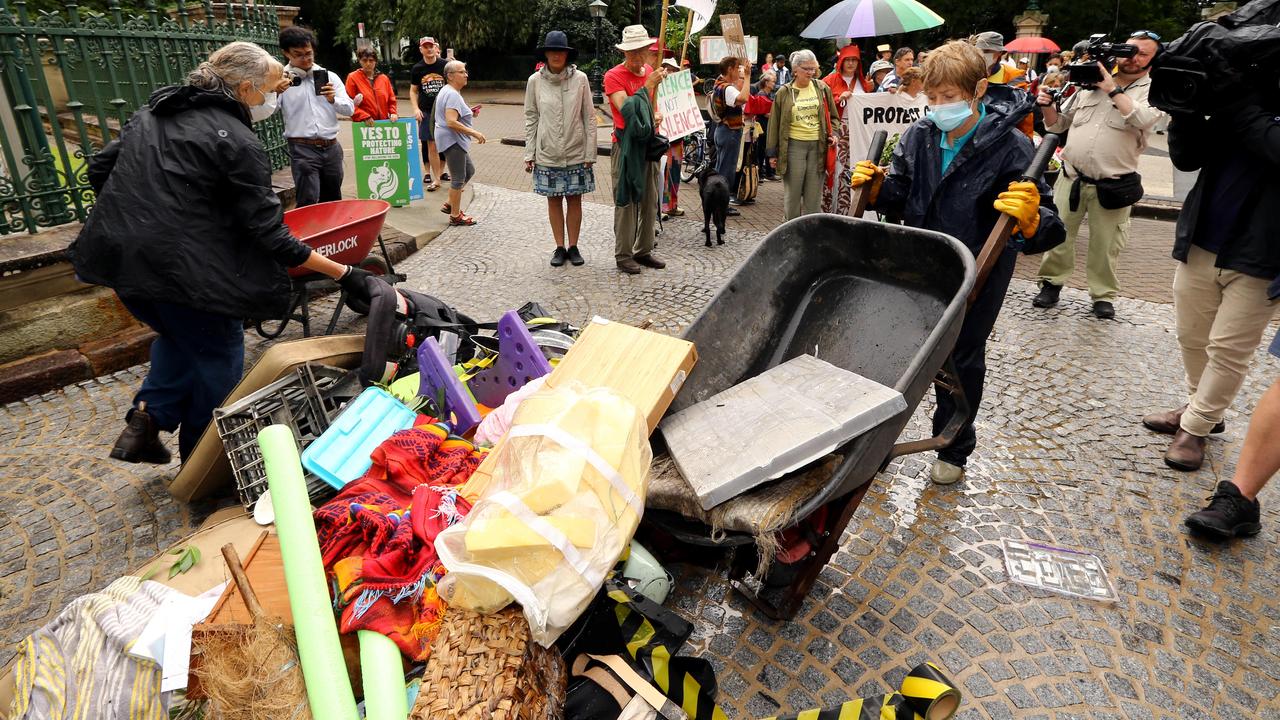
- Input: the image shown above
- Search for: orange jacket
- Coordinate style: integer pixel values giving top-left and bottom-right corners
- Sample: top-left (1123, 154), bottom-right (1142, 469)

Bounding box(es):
top-left (988, 65), bottom-right (1034, 138)
top-left (345, 70), bottom-right (397, 122)
top-left (822, 44), bottom-right (873, 107)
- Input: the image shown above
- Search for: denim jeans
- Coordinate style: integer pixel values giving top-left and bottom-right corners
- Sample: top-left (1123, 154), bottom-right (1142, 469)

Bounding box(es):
top-left (713, 124), bottom-right (742, 183)
top-left (120, 297), bottom-right (245, 461)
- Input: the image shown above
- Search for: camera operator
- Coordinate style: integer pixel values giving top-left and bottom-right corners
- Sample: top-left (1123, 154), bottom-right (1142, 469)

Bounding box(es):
top-left (1140, 77), bottom-right (1280, 472)
top-left (279, 27), bottom-right (354, 207)
top-left (1032, 31), bottom-right (1163, 319)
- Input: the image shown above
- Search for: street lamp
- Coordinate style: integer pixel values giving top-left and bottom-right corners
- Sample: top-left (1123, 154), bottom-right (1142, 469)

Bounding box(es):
top-left (588, 0), bottom-right (608, 104)
top-left (380, 18), bottom-right (397, 84)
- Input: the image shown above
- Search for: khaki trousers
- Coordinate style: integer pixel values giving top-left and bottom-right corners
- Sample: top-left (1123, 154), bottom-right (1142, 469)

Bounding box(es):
top-left (1037, 173), bottom-right (1131, 302)
top-left (1173, 244), bottom-right (1278, 436)
top-left (782, 139), bottom-right (823, 221)
top-left (611, 145), bottom-right (660, 262)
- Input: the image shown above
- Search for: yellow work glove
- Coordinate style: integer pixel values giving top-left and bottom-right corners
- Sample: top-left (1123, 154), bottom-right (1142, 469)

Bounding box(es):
top-left (850, 160), bottom-right (885, 203)
top-left (993, 180), bottom-right (1040, 238)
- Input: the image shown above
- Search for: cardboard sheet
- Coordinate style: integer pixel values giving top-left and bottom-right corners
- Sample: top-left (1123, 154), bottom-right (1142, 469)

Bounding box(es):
top-left (659, 354), bottom-right (905, 510)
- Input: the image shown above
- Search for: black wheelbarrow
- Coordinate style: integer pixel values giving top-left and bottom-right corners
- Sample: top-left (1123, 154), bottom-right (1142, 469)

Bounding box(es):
top-left (644, 133), bottom-right (1059, 619)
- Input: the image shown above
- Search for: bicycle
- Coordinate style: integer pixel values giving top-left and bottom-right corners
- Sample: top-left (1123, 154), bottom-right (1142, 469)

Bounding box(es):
top-left (680, 127), bottom-right (710, 183)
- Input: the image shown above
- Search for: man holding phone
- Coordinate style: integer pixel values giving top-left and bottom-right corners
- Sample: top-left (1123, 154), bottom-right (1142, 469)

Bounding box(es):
top-left (279, 26), bottom-right (354, 207)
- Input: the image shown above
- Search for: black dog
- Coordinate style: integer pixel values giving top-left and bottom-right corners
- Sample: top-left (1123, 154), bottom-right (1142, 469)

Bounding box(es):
top-left (697, 167), bottom-right (730, 247)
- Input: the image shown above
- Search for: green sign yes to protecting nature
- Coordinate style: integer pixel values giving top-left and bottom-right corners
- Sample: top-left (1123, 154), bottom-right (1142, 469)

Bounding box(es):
top-left (354, 122), bottom-right (411, 206)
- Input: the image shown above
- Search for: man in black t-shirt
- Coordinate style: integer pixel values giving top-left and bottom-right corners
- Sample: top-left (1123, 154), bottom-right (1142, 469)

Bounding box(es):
top-left (409, 36), bottom-right (448, 189)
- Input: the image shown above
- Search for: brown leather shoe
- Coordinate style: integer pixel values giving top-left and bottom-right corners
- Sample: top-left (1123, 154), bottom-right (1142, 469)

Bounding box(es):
top-left (109, 402), bottom-right (171, 464)
top-left (1164, 429), bottom-right (1207, 472)
top-left (1142, 405), bottom-right (1225, 435)
top-left (634, 253), bottom-right (666, 269)
top-left (616, 258), bottom-right (643, 274)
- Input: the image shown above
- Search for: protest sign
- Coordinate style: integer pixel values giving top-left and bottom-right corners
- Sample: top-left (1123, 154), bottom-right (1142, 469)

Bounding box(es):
top-left (719, 14), bottom-right (747, 61)
top-left (675, 0), bottom-right (715, 34)
top-left (354, 120), bottom-right (412, 206)
top-left (656, 70), bottom-right (702, 141)
top-left (843, 92), bottom-right (929, 164)
top-left (403, 119), bottom-right (424, 201)
top-left (698, 35), bottom-right (758, 64)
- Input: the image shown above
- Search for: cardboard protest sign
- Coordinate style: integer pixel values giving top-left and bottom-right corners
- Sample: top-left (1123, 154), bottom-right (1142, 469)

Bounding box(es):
top-left (656, 70), bottom-right (702, 141)
top-left (353, 120), bottom-right (414, 206)
top-left (843, 92), bottom-right (929, 164)
top-left (719, 14), bottom-right (747, 61)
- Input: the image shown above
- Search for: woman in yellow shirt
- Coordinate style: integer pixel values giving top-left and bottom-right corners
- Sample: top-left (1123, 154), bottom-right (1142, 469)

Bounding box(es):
top-left (764, 49), bottom-right (840, 220)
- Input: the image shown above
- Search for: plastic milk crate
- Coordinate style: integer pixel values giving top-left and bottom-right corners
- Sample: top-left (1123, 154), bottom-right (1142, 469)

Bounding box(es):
top-left (213, 363), bottom-right (361, 510)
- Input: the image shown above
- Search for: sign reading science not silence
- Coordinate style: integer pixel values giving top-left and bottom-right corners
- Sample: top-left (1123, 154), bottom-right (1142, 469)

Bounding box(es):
top-left (656, 70), bottom-right (702, 142)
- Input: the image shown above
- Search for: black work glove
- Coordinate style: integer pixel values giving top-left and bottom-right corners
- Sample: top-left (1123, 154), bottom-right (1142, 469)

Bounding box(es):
top-left (338, 265), bottom-right (374, 301)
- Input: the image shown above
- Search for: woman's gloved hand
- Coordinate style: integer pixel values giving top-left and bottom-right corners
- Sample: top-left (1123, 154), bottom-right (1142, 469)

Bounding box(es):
top-left (850, 160), bottom-right (885, 203)
top-left (994, 181), bottom-right (1040, 238)
top-left (338, 265), bottom-right (375, 302)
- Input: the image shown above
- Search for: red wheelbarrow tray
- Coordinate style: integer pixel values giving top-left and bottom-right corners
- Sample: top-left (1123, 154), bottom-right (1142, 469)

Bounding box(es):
top-left (283, 199), bottom-right (391, 279)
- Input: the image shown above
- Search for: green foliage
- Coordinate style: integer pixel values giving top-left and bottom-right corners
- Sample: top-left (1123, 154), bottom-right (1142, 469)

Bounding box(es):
top-left (397, 0), bottom-right (531, 50)
top-left (140, 545), bottom-right (201, 582)
top-left (336, 0), bottom-right (397, 49)
top-left (532, 0), bottom-right (619, 57)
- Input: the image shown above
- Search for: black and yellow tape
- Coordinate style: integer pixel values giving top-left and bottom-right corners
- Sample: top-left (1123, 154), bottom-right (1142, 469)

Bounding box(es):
top-left (762, 662), bottom-right (961, 720)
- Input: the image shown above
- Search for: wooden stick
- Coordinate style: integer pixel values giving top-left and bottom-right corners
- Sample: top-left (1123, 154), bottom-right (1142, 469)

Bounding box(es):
top-left (680, 9), bottom-right (693, 65)
top-left (221, 541), bottom-right (266, 620)
top-left (657, 0), bottom-right (671, 58)
top-left (849, 129), bottom-right (887, 219)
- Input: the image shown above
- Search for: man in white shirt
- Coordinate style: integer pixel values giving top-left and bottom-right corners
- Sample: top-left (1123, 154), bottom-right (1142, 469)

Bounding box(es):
top-left (278, 26), bottom-right (354, 206)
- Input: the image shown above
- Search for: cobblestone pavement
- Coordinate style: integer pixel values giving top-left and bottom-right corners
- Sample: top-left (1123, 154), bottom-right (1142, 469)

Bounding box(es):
top-left (4, 182), bottom-right (1280, 720)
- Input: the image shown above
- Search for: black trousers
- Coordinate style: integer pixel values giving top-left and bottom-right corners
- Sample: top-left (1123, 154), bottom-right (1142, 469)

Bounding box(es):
top-left (933, 246), bottom-right (1017, 467)
top-left (288, 141), bottom-right (344, 207)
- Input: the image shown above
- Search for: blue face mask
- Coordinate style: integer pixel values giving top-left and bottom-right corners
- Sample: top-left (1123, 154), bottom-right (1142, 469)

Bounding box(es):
top-left (927, 99), bottom-right (974, 132)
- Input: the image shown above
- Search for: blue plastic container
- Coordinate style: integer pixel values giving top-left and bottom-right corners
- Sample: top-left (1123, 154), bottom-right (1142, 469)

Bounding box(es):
top-left (301, 387), bottom-right (418, 490)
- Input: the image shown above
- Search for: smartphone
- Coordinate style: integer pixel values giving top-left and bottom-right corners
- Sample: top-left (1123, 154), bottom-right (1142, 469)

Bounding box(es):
top-left (313, 67), bottom-right (327, 95)
top-left (471, 104), bottom-right (482, 117)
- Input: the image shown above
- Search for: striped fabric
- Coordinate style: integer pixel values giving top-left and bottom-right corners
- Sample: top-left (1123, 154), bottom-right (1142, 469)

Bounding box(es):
top-left (9, 576), bottom-right (178, 720)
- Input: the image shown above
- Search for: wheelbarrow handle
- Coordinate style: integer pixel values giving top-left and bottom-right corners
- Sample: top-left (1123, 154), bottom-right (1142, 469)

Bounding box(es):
top-left (968, 133), bottom-right (1060, 307)
top-left (849, 129), bottom-right (888, 219)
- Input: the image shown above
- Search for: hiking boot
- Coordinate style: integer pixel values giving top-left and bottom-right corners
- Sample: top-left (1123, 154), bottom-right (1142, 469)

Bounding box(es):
top-left (1185, 481), bottom-right (1261, 539)
top-left (1142, 406), bottom-right (1225, 435)
top-left (930, 458), bottom-right (964, 485)
top-left (1092, 301), bottom-right (1115, 319)
top-left (550, 246), bottom-right (568, 267)
top-left (634, 253), bottom-right (666, 269)
top-left (1032, 282), bottom-right (1061, 308)
top-left (726, 207), bottom-right (741, 216)
top-left (109, 402), bottom-right (171, 464)
top-left (1164, 428), bottom-right (1207, 471)
top-left (616, 258), bottom-right (643, 274)
top-left (566, 246), bottom-right (585, 266)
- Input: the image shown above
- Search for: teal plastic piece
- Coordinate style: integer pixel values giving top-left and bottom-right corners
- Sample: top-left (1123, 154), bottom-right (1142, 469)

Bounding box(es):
top-left (301, 387), bottom-right (417, 489)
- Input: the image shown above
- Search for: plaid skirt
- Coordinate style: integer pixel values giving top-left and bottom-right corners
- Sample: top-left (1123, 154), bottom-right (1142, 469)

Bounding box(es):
top-left (533, 163), bottom-right (595, 197)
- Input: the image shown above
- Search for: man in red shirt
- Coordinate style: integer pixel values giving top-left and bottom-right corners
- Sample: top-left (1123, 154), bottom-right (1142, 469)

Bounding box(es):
top-left (605, 24), bottom-right (668, 274)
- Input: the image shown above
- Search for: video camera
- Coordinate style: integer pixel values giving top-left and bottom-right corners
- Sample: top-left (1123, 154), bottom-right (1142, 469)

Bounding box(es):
top-left (1064, 34), bottom-right (1138, 87)
top-left (1148, 0), bottom-right (1280, 115)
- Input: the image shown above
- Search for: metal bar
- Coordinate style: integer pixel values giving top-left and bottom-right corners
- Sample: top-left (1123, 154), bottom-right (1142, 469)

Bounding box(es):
top-left (7, 0), bottom-right (72, 226)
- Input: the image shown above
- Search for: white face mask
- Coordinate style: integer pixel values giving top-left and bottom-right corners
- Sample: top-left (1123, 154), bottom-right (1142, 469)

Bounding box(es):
top-left (249, 87), bottom-right (278, 123)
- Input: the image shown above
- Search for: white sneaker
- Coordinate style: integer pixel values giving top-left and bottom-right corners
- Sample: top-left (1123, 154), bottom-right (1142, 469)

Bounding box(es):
top-left (930, 459), bottom-right (964, 485)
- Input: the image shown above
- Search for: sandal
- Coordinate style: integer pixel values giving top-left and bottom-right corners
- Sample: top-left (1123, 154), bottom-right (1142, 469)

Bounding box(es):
top-left (440, 202), bottom-right (451, 214)
top-left (449, 213), bottom-right (476, 226)
top-left (427, 182), bottom-right (440, 192)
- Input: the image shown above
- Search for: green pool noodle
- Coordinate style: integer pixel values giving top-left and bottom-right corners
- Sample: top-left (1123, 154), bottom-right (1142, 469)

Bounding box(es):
top-left (358, 631), bottom-right (409, 720)
top-left (258, 424), bottom-right (359, 720)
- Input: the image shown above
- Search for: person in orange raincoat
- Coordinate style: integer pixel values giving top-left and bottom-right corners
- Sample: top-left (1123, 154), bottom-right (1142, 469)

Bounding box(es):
top-left (345, 47), bottom-right (398, 124)
top-left (821, 45), bottom-right (874, 214)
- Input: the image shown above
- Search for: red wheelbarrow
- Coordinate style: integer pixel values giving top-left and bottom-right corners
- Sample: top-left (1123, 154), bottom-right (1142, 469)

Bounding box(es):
top-left (255, 199), bottom-right (406, 339)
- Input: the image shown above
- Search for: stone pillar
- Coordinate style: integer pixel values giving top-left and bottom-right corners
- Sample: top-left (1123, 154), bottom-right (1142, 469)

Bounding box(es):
top-left (1010, 2), bottom-right (1051, 66)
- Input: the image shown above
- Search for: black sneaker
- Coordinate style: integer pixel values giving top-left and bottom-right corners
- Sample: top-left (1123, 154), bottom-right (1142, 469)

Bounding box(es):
top-left (550, 247), bottom-right (568, 267)
top-left (566, 246), bottom-right (585, 266)
top-left (1186, 482), bottom-right (1261, 539)
top-left (1032, 282), bottom-right (1061, 308)
top-left (726, 207), bottom-right (741, 216)
top-left (109, 402), bottom-right (171, 464)
top-left (1092, 301), bottom-right (1115, 319)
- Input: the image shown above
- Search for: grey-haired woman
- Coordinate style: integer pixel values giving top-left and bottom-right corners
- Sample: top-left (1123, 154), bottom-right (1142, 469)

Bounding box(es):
top-left (524, 30), bottom-right (596, 266)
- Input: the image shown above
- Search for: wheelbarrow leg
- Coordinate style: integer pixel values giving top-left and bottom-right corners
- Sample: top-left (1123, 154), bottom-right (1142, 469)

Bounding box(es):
top-left (323, 290), bottom-right (348, 336)
top-left (730, 482), bottom-right (874, 621)
top-left (886, 355), bottom-right (970, 462)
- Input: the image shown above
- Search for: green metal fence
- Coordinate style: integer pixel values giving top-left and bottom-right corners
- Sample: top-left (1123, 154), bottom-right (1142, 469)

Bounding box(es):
top-left (0, 0), bottom-right (287, 235)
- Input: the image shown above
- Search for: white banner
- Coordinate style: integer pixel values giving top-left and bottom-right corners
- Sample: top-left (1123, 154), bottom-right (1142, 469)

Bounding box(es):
top-left (656, 70), bottom-right (702, 141)
top-left (698, 35), bottom-right (758, 64)
top-left (674, 0), bottom-right (715, 34)
top-left (844, 92), bottom-right (929, 165)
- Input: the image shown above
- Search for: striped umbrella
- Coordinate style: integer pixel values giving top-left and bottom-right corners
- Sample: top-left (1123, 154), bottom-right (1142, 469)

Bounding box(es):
top-left (801, 0), bottom-right (944, 39)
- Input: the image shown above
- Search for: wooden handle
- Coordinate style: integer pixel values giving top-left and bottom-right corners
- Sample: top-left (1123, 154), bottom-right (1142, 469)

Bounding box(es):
top-left (968, 133), bottom-right (1061, 307)
top-left (221, 541), bottom-right (266, 620)
top-left (850, 129), bottom-right (888, 219)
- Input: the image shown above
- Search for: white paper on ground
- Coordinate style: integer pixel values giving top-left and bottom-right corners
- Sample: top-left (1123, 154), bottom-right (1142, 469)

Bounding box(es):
top-left (660, 354), bottom-right (907, 510)
top-left (128, 581), bottom-right (228, 692)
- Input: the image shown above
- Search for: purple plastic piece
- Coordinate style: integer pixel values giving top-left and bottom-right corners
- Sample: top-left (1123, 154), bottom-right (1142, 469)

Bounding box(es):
top-left (417, 337), bottom-right (482, 434)
top-left (468, 310), bottom-right (553, 408)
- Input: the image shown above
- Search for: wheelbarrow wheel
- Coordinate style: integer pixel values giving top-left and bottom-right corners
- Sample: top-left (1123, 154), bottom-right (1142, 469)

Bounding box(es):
top-left (342, 254), bottom-right (390, 316)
